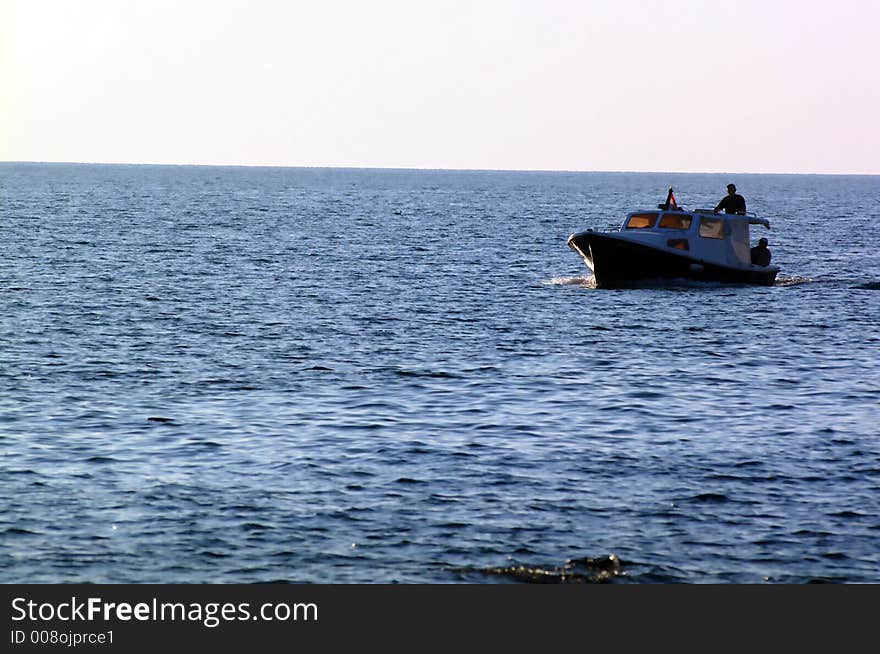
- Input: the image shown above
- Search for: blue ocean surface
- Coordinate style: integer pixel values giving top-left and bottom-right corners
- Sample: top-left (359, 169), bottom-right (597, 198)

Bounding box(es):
top-left (1, 163), bottom-right (878, 583)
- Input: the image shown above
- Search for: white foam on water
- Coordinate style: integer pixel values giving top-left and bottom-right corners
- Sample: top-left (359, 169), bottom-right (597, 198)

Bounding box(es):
top-left (774, 275), bottom-right (816, 287)
top-left (545, 275), bottom-right (594, 287)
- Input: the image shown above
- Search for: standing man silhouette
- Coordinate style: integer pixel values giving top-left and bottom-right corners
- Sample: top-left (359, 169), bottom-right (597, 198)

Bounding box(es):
top-left (714, 184), bottom-right (746, 214)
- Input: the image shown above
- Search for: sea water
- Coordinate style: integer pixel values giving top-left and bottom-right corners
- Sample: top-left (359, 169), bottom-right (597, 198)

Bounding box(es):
top-left (1, 163), bottom-right (878, 583)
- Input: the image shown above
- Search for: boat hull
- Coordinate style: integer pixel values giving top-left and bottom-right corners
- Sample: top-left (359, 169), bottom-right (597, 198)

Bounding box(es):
top-left (568, 231), bottom-right (778, 288)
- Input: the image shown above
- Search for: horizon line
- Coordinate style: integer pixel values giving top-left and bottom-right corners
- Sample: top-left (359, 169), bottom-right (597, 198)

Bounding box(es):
top-left (1, 159), bottom-right (878, 177)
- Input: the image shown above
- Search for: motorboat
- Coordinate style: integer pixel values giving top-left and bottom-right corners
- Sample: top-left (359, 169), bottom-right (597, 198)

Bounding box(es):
top-left (566, 189), bottom-right (779, 288)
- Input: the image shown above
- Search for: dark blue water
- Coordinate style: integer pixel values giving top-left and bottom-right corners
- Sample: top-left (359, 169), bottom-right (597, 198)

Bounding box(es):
top-left (2, 163), bottom-right (879, 583)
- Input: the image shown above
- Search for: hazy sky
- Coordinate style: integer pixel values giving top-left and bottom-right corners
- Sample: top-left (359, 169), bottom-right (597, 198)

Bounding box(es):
top-left (3, 0), bottom-right (879, 173)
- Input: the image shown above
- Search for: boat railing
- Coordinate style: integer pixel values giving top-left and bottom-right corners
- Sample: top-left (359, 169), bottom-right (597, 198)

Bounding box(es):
top-left (693, 208), bottom-right (762, 218)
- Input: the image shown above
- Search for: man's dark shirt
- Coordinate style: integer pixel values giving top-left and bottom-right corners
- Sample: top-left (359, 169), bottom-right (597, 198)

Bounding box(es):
top-left (750, 245), bottom-right (771, 266)
top-left (715, 193), bottom-right (746, 214)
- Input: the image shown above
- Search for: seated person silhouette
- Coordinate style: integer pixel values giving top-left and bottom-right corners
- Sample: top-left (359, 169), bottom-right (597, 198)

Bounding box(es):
top-left (750, 237), bottom-right (772, 266)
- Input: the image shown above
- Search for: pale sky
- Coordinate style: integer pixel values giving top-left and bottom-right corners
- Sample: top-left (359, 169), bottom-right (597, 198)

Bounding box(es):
top-left (2, 0), bottom-right (879, 173)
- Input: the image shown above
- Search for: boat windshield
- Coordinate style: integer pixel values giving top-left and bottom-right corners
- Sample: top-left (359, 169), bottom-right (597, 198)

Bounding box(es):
top-left (625, 212), bottom-right (657, 229)
top-left (659, 213), bottom-right (692, 230)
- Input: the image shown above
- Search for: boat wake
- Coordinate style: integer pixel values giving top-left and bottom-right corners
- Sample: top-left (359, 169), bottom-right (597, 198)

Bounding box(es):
top-left (545, 275), bottom-right (595, 287)
top-left (549, 273), bottom-right (820, 290)
top-left (775, 275), bottom-right (816, 287)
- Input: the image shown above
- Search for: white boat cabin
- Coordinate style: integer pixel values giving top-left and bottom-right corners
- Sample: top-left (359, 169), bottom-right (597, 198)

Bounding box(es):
top-left (616, 208), bottom-right (771, 269)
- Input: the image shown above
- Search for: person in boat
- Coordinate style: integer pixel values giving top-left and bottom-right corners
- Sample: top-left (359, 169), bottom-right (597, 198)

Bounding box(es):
top-left (750, 237), bottom-right (772, 266)
top-left (714, 183), bottom-right (747, 214)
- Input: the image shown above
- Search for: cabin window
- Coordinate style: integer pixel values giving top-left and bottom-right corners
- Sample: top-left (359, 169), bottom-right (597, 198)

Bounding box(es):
top-left (698, 217), bottom-right (724, 239)
top-left (625, 212), bottom-right (657, 229)
top-left (659, 213), bottom-right (692, 230)
top-left (667, 238), bottom-right (689, 251)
